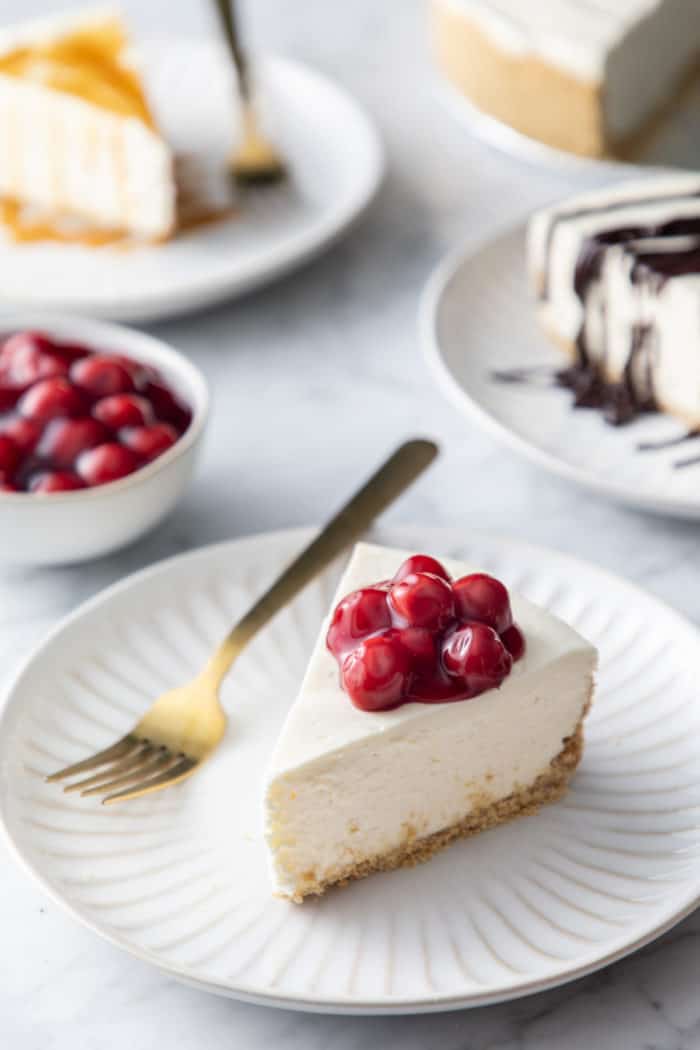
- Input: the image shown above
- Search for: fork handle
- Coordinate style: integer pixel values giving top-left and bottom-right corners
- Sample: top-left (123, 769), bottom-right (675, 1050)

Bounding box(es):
top-left (203, 439), bottom-right (439, 685)
top-left (212, 0), bottom-right (251, 100)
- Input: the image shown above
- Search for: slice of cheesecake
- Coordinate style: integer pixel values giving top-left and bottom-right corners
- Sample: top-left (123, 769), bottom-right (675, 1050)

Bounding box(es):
top-left (528, 173), bottom-right (700, 427)
top-left (263, 543), bottom-right (596, 902)
top-left (0, 8), bottom-right (175, 241)
top-left (432, 0), bottom-right (700, 158)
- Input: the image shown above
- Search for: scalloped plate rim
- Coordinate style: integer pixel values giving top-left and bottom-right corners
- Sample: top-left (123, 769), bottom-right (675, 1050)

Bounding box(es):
top-left (1, 525), bottom-right (700, 1015)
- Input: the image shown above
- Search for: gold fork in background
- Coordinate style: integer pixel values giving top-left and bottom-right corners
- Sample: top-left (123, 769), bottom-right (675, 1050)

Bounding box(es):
top-left (212, 0), bottom-right (287, 186)
top-left (47, 439), bottom-right (439, 804)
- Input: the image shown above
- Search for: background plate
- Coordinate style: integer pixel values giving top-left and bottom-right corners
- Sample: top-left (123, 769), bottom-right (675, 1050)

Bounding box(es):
top-left (2, 526), bottom-right (700, 1014)
top-left (422, 224), bottom-right (700, 520)
top-left (0, 41), bottom-right (384, 322)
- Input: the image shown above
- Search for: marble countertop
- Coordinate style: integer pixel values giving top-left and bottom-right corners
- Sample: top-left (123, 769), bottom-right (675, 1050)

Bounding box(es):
top-left (3, 1), bottom-right (700, 1046)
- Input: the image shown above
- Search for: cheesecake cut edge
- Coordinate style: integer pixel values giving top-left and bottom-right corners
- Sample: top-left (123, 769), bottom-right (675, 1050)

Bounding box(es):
top-left (276, 709), bottom-right (590, 904)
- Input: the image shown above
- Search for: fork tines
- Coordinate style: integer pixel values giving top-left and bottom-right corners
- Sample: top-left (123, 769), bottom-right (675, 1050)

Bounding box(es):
top-left (46, 734), bottom-right (197, 804)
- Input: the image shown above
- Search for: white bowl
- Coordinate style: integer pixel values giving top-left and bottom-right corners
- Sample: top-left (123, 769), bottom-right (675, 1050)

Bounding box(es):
top-left (0, 313), bottom-right (208, 566)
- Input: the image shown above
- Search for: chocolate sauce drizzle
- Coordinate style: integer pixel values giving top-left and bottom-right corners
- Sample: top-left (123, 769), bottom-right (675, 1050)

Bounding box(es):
top-left (494, 188), bottom-right (700, 465)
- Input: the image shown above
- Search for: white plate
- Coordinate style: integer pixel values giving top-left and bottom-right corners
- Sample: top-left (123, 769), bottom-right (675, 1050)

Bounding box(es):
top-left (0, 41), bottom-right (384, 322)
top-left (2, 525), bottom-right (700, 1014)
top-left (422, 224), bottom-right (700, 520)
top-left (434, 68), bottom-right (700, 176)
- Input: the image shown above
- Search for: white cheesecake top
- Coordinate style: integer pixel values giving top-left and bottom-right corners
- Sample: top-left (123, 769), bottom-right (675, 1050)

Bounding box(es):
top-left (266, 543), bottom-right (595, 778)
top-left (437, 0), bottom-right (699, 81)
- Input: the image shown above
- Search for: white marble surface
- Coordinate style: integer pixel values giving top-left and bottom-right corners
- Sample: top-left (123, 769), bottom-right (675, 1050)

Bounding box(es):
top-left (3, 0), bottom-right (700, 1046)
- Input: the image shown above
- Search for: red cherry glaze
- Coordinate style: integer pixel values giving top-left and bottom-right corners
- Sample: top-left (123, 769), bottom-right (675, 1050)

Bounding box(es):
top-left (442, 622), bottom-right (512, 692)
top-left (502, 624), bottom-right (526, 661)
top-left (390, 572), bottom-right (455, 629)
top-left (19, 377), bottom-right (85, 423)
top-left (143, 381), bottom-right (192, 430)
top-left (326, 555), bottom-right (525, 711)
top-left (70, 355), bottom-right (135, 398)
top-left (77, 443), bottom-right (141, 485)
top-left (392, 554), bottom-right (450, 584)
top-left (29, 471), bottom-right (86, 493)
top-left (341, 631), bottom-right (409, 711)
top-left (119, 422), bottom-right (178, 461)
top-left (0, 434), bottom-right (20, 475)
top-left (1, 417), bottom-right (42, 456)
top-left (93, 394), bottom-right (154, 429)
top-left (453, 573), bottom-right (513, 635)
top-left (39, 418), bottom-right (110, 468)
top-left (397, 627), bottom-right (436, 668)
top-left (0, 329), bottom-right (192, 494)
top-left (327, 587), bottom-right (391, 658)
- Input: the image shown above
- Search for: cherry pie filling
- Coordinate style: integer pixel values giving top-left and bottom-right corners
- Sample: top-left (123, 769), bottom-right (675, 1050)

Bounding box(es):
top-left (326, 554), bottom-right (526, 712)
top-left (0, 330), bottom-right (192, 493)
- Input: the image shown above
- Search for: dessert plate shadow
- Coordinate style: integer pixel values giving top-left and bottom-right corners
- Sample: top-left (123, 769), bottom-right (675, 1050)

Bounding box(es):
top-left (2, 526), bottom-right (700, 1014)
top-left (0, 41), bottom-right (383, 322)
top-left (422, 223), bottom-right (700, 520)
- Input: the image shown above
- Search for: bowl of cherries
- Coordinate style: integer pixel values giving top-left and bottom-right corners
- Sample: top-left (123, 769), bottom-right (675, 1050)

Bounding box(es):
top-left (0, 314), bottom-right (208, 565)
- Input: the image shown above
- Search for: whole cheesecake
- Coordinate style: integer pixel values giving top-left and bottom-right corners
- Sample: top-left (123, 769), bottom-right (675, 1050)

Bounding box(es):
top-left (432, 0), bottom-right (700, 158)
top-left (263, 543), bottom-right (597, 902)
top-left (528, 172), bottom-right (700, 427)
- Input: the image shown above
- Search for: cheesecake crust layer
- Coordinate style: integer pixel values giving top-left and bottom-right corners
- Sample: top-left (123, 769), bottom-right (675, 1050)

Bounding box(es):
top-left (282, 709), bottom-right (588, 903)
top-left (431, 2), bottom-right (700, 159)
top-left (431, 3), bottom-right (605, 158)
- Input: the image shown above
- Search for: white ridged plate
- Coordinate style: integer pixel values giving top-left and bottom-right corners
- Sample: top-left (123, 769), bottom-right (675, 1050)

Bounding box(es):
top-left (0, 41), bottom-right (383, 322)
top-left (2, 526), bottom-right (700, 1014)
top-left (422, 224), bottom-right (700, 520)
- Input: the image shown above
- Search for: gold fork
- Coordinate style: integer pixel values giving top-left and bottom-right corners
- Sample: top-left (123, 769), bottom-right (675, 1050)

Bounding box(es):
top-left (47, 439), bottom-right (438, 804)
top-left (212, 0), bottom-right (286, 186)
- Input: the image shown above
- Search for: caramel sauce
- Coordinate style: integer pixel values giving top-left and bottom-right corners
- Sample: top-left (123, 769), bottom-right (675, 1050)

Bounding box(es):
top-left (0, 192), bottom-right (236, 248)
top-left (0, 19), bottom-right (239, 250)
top-left (0, 23), bottom-right (154, 126)
top-left (0, 199), bottom-right (126, 246)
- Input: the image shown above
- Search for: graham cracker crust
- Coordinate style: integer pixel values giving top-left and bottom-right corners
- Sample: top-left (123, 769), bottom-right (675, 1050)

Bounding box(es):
top-left (286, 719), bottom-right (586, 903)
top-left (431, 1), bottom-right (700, 160)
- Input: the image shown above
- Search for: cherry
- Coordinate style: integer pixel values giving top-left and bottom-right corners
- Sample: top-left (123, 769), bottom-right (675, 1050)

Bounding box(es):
top-left (19, 377), bottom-right (84, 423)
top-left (70, 355), bottom-right (135, 398)
top-left (442, 622), bottom-right (512, 692)
top-left (1, 417), bottom-right (42, 456)
top-left (502, 624), bottom-right (526, 662)
top-left (0, 331), bottom-right (68, 386)
top-left (393, 554), bottom-right (450, 584)
top-left (29, 470), bottom-right (86, 493)
top-left (327, 587), bottom-right (391, 657)
top-left (0, 480), bottom-right (18, 491)
top-left (453, 573), bottom-right (513, 634)
top-left (39, 417), bottom-right (109, 468)
top-left (341, 631), bottom-right (410, 711)
top-left (0, 434), bottom-right (20, 475)
top-left (119, 422), bottom-right (178, 461)
top-left (77, 443), bottom-right (140, 485)
top-left (389, 571), bottom-right (454, 629)
top-left (397, 626), bottom-right (436, 668)
top-left (93, 393), bottom-right (154, 430)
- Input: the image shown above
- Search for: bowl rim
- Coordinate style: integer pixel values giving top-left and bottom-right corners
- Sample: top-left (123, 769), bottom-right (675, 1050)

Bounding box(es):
top-left (0, 312), bottom-right (209, 503)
